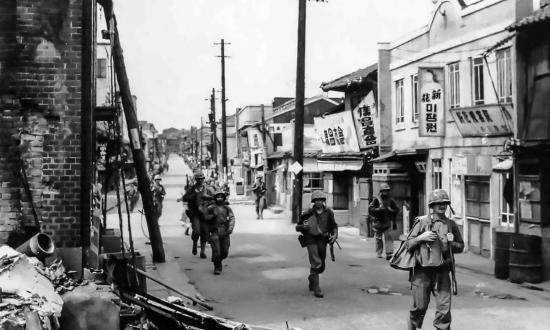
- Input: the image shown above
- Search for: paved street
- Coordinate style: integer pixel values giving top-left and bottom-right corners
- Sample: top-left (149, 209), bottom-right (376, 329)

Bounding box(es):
top-left (108, 155), bottom-right (550, 330)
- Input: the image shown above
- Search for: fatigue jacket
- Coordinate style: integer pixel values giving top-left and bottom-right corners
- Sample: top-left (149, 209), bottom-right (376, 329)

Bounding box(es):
top-left (296, 207), bottom-right (338, 244)
top-left (182, 183), bottom-right (215, 218)
top-left (205, 204), bottom-right (236, 237)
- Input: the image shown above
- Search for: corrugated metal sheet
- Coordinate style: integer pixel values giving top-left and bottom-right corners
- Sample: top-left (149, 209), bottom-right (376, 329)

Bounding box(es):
top-left (320, 63), bottom-right (377, 92)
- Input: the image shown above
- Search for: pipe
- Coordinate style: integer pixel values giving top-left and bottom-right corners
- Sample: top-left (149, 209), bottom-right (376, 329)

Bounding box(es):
top-left (16, 233), bottom-right (55, 261)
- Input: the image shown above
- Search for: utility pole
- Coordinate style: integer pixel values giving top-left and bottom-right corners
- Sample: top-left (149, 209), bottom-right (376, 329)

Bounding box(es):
top-left (216, 39), bottom-right (230, 180)
top-left (261, 104), bottom-right (268, 181)
top-left (98, 0), bottom-right (165, 262)
top-left (210, 88), bottom-right (217, 168)
top-left (292, 0), bottom-right (307, 224)
top-left (200, 117), bottom-right (203, 169)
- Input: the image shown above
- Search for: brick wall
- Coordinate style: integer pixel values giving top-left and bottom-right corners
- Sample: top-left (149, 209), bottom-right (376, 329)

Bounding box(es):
top-left (0, 0), bottom-right (83, 248)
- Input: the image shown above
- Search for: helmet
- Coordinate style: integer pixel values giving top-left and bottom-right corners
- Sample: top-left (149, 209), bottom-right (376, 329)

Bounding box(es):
top-left (153, 174), bottom-right (162, 181)
top-left (310, 190), bottom-right (326, 203)
top-left (428, 189), bottom-right (450, 207)
top-left (380, 183), bottom-right (391, 191)
top-left (213, 190), bottom-right (226, 199)
top-left (193, 170), bottom-right (205, 180)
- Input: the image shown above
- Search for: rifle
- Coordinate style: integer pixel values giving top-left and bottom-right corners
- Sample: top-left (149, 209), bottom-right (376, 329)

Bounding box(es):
top-left (329, 240), bottom-right (341, 262)
top-left (449, 242), bottom-right (458, 295)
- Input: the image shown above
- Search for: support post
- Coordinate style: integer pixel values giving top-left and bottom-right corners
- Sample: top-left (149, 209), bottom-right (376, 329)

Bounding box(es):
top-left (292, 0), bottom-right (306, 224)
top-left (99, 0), bottom-right (165, 262)
top-left (220, 39), bottom-right (228, 174)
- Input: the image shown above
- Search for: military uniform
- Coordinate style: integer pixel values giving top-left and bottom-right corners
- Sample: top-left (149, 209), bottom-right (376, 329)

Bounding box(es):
top-left (151, 175), bottom-right (166, 218)
top-left (205, 191), bottom-right (235, 274)
top-left (405, 189), bottom-right (464, 330)
top-left (182, 170), bottom-right (215, 258)
top-left (368, 183), bottom-right (399, 259)
top-left (295, 191), bottom-right (338, 298)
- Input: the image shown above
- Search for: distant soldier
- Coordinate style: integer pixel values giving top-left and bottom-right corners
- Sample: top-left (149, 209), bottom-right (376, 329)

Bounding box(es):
top-left (251, 176), bottom-right (266, 219)
top-left (205, 191), bottom-right (235, 275)
top-left (295, 191), bottom-right (338, 298)
top-left (182, 169), bottom-right (215, 258)
top-left (151, 174), bottom-right (166, 218)
top-left (126, 180), bottom-right (139, 212)
top-left (405, 189), bottom-right (464, 330)
top-left (368, 183), bottom-right (399, 260)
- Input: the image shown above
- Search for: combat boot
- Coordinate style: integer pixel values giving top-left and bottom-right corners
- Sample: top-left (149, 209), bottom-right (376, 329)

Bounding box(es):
top-left (307, 274), bottom-right (314, 291)
top-left (311, 274), bottom-right (323, 298)
top-left (200, 243), bottom-right (207, 259)
top-left (192, 241), bottom-right (198, 255)
top-left (213, 262), bottom-right (222, 275)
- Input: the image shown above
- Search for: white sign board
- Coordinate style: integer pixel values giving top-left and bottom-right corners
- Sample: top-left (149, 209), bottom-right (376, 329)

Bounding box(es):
top-left (314, 110), bottom-right (360, 154)
top-left (289, 161), bottom-right (303, 175)
top-left (418, 67), bottom-right (445, 137)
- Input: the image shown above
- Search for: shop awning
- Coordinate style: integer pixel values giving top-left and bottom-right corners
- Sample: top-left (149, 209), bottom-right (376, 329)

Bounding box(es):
top-left (370, 149), bottom-right (428, 163)
top-left (266, 151), bottom-right (290, 159)
top-left (492, 159), bottom-right (513, 172)
top-left (317, 159), bottom-right (363, 172)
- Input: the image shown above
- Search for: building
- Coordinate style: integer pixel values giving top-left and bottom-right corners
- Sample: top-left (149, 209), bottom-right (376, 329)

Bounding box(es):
top-left (506, 0), bottom-right (550, 279)
top-left (319, 64), bottom-right (379, 228)
top-left (374, 0), bottom-right (532, 259)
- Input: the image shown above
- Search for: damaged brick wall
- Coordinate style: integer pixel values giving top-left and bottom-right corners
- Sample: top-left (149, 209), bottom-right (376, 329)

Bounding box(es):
top-left (0, 0), bottom-right (83, 248)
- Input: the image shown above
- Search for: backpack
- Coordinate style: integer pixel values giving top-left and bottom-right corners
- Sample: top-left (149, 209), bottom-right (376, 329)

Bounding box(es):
top-left (369, 197), bottom-right (391, 232)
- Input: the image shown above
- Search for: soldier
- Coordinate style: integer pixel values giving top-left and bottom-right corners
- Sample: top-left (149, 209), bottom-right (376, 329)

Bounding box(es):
top-left (405, 189), bottom-right (464, 330)
top-left (182, 169), bottom-right (215, 259)
top-left (251, 176), bottom-right (266, 219)
top-left (295, 191), bottom-right (338, 298)
top-left (151, 174), bottom-right (166, 218)
top-left (368, 182), bottom-right (399, 260)
top-left (205, 191), bottom-right (235, 275)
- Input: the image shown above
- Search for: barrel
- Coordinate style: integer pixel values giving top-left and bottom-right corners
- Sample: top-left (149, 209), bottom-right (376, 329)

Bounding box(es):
top-left (509, 234), bottom-right (543, 284)
top-left (494, 231), bottom-right (512, 279)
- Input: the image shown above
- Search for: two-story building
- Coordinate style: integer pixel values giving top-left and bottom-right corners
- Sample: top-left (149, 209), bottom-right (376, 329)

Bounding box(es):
top-left (374, 0), bottom-right (532, 258)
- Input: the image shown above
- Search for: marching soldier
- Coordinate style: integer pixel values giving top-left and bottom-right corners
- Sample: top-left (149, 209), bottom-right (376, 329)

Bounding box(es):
top-left (182, 169), bottom-right (215, 259)
top-left (405, 189), bottom-right (464, 330)
top-left (205, 191), bottom-right (235, 275)
top-left (295, 191), bottom-right (338, 298)
top-left (151, 174), bottom-right (166, 218)
top-left (368, 182), bottom-right (399, 260)
top-left (251, 176), bottom-right (266, 219)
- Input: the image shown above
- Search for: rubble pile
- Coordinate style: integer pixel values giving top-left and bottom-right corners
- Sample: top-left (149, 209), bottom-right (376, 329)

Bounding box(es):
top-left (40, 259), bottom-right (86, 294)
top-left (0, 246), bottom-right (65, 329)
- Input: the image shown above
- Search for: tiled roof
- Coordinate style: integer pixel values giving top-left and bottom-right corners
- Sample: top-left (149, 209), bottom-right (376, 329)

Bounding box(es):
top-left (508, 4), bottom-right (550, 30)
top-left (320, 63), bottom-right (377, 92)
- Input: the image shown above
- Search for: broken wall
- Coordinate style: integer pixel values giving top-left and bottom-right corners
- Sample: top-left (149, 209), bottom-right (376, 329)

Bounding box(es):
top-left (0, 0), bottom-right (84, 248)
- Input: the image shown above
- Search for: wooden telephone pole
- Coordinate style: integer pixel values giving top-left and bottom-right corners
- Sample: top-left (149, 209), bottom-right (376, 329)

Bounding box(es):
top-left (291, 0), bottom-right (307, 224)
top-left (98, 0), bottom-right (165, 262)
top-left (210, 88), bottom-right (217, 167)
top-left (216, 39), bottom-right (230, 179)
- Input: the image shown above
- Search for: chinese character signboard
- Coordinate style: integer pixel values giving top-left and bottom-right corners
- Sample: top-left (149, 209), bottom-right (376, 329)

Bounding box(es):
top-left (418, 67), bottom-right (445, 137)
top-left (449, 104), bottom-right (513, 137)
top-left (352, 91), bottom-right (378, 150)
top-left (314, 110), bottom-right (360, 154)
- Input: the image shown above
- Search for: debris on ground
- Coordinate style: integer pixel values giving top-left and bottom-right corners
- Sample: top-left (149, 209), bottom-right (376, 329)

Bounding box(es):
top-left (361, 285), bottom-right (403, 296)
top-left (0, 245), bottom-right (64, 329)
top-left (473, 283), bottom-right (527, 301)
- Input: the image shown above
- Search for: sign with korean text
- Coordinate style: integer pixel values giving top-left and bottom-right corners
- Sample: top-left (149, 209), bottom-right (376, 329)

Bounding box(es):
top-left (352, 91), bottom-right (378, 150)
top-left (418, 67), bottom-right (445, 137)
top-left (314, 110), bottom-right (360, 153)
top-left (449, 104), bottom-right (513, 137)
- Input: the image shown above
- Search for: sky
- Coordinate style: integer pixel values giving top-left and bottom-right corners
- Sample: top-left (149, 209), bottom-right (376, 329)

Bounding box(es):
top-left (112, 0), bottom-right (436, 131)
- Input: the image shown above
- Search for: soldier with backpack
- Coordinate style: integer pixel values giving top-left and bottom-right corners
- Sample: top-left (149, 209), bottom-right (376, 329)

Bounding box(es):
top-left (205, 191), bottom-right (235, 275)
top-left (368, 183), bottom-right (399, 260)
top-left (295, 191), bottom-right (338, 298)
top-left (403, 189), bottom-right (464, 330)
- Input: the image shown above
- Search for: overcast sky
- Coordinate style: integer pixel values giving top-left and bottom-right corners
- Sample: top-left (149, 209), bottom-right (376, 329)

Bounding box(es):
top-left (113, 0), bottom-right (435, 131)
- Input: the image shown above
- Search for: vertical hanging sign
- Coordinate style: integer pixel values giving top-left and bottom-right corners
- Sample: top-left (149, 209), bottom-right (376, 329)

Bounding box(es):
top-left (418, 67), bottom-right (445, 137)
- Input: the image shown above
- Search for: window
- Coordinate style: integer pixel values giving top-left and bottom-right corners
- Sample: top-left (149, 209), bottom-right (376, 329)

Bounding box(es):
top-left (448, 62), bottom-right (460, 108)
top-left (96, 58), bottom-right (107, 78)
top-left (274, 133), bottom-right (282, 147)
top-left (473, 58), bottom-right (484, 105)
top-left (411, 74), bottom-right (419, 122)
top-left (303, 173), bottom-right (323, 193)
top-left (500, 173), bottom-right (514, 226)
top-left (432, 159), bottom-right (442, 189)
top-left (395, 79), bottom-right (404, 124)
top-left (465, 176), bottom-right (490, 220)
top-left (496, 48), bottom-right (512, 103)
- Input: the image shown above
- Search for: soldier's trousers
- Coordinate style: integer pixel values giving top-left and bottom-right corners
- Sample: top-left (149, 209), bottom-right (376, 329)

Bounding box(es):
top-left (190, 216), bottom-right (210, 245)
top-left (210, 233), bottom-right (230, 264)
top-left (409, 267), bottom-right (452, 330)
top-left (306, 237), bottom-right (328, 275)
top-left (374, 229), bottom-right (393, 258)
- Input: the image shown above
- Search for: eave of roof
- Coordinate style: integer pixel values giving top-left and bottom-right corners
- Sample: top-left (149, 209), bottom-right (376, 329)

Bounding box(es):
top-left (320, 63), bottom-right (377, 92)
top-left (507, 4), bottom-right (550, 31)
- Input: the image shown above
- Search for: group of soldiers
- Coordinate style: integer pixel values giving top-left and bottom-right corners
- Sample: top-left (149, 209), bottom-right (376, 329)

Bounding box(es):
top-left (178, 169), bottom-right (235, 275)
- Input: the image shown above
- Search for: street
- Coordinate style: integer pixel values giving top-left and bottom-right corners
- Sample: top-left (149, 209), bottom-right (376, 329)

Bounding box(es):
top-left (109, 155), bottom-right (550, 330)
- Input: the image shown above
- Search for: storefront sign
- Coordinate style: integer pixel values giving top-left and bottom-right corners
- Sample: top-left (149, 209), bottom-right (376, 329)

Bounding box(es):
top-left (352, 91), bottom-right (378, 150)
top-left (450, 104), bottom-right (513, 137)
top-left (418, 67), bottom-right (445, 137)
top-left (314, 110), bottom-right (360, 153)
